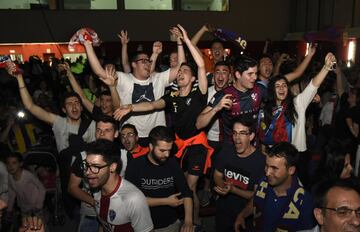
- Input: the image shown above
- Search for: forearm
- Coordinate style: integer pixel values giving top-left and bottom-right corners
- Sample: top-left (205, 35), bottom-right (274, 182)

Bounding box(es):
top-left (312, 66), bottom-right (330, 87)
top-left (183, 198), bottom-right (193, 224)
top-left (239, 198), bottom-right (254, 218)
top-left (17, 75), bottom-right (34, 110)
top-left (68, 187), bottom-right (94, 206)
top-left (146, 197), bottom-right (169, 207)
top-left (230, 188), bottom-right (254, 200)
top-left (121, 44), bottom-right (131, 73)
top-left (191, 25), bottom-right (208, 45)
top-left (84, 42), bottom-right (106, 78)
top-left (286, 54), bottom-right (313, 82)
top-left (213, 171), bottom-right (225, 188)
top-left (109, 86), bottom-right (121, 109)
top-left (132, 99), bottom-right (164, 112)
top-left (196, 107), bottom-right (216, 129)
top-left (335, 70), bottom-right (345, 97)
top-left (67, 71), bottom-right (94, 112)
top-left (150, 53), bottom-right (159, 74)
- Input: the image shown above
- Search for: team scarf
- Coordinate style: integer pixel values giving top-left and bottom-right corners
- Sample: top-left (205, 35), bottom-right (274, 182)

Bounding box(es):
top-left (259, 103), bottom-right (292, 145)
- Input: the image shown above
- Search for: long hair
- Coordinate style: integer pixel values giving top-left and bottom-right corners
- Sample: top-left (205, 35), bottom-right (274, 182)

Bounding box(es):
top-left (264, 75), bottom-right (298, 126)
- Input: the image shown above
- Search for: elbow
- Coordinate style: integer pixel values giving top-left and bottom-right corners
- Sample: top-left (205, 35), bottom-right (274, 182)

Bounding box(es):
top-left (195, 119), bottom-right (204, 130)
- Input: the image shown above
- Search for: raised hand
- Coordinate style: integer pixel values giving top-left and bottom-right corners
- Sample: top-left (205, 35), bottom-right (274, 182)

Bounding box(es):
top-left (152, 41), bottom-right (163, 55)
top-left (177, 24), bottom-right (189, 42)
top-left (117, 30), bottom-right (130, 45)
top-left (101, 64), bottom-right (118, 87)
top-left (169, 26), bottom-right (183, 41)
top-left (324, 52), bottom-right (337, 71)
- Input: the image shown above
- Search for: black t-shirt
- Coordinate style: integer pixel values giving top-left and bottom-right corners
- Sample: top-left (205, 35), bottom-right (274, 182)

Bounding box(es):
top-left (162, 87), bottom-right (207, 140)
top-left (215, 142), bottom-right (265, 217)
top-left (125, 155), bottom-right (192, 229)
top-left (92, 105), bottom-right (105, 122)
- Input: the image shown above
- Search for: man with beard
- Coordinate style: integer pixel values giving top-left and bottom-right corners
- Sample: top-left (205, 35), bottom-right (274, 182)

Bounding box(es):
top-left (114, 25), bottom-right (212, 226)
top-left (84, 139), bottom-right (153, 232)
top-left (213, 118), bottom-right (265, 231)
top-left (125, 126), bottom-right (193, 232)
top-left (119, 124), bottom-right (149, 176)
top-left (68, 115), bottom-right (119, 232)
top-left (234, 142), bottom-right (315, 231)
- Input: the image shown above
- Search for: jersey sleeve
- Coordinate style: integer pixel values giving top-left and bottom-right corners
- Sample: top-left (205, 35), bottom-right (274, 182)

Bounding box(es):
top-left (128, 191), bottom-right (154, 232)
top-left (208, 90), bottom-right (225, 108)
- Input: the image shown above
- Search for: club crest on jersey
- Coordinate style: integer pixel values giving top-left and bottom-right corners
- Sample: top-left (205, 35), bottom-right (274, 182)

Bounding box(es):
top-left (186, 98), bottom-right (192, 106)
top-left (109, 209), bottom-right (116, 221)
top-left (251, 93), bottom-right (258, 102)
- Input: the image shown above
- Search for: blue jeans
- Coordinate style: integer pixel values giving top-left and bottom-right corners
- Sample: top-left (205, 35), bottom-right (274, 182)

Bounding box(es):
top-left (78, 215), bottom-right (99, 232)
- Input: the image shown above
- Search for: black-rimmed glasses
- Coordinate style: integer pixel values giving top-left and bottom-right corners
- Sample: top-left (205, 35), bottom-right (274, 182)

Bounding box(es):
top-left (134, 58), bottom-right (152, 64)
top-left (82, 161), bottom-right (110, 174)
top-left (321, 207), bottom-right (360, 218)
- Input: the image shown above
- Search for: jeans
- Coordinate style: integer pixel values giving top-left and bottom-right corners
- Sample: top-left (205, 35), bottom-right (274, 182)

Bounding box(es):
top-left (78, 215), bottom-right (99, 232)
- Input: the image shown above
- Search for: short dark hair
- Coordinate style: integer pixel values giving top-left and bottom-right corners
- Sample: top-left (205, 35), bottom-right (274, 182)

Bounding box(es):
top-left (233, 55), bottom-right (258, 74)
top-left (149, 126), bottom-right (174, 147)
top-left (268, 142), bottom-right (299, 167)
top-left (60, 91), bottom-right (82, 108)
top-left (121, 123), bottom-right (138, 136)
top-left (96, 115), bottom-right (118, 130)
top-left (130, 51), bottom-right (148, 63)
top-left (211, 39), bottom-right (225, 48)
top-left (85, 139), bottom-right (119, 166)
top-left (180, 62), bottom-right (197, 78)
top-left (313, 178), bottom-right (360, 208)
top-left (214, 60), bottom-right (231, 70)
top-left (232, 117), bottom-right (256, 134)
top-left (6, 152), bottom-right (23, 163)
top-left (258, 53), bottom-right (273, 64)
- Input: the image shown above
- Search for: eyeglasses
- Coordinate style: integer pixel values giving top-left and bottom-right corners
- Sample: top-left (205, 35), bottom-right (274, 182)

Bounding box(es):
top-left (82, 161), bottom-right (110, 174)
top-left (134, 58), bottom-right (152, 64)
top-left (120, 132), bottom-right (136, 139)
top-left (321, 207), bottom-right (360, 218)
top-left (232, 131), bottom-right (251, 136)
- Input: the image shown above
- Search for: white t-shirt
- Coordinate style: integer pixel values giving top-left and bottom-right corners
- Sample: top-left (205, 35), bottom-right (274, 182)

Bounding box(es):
top-left (116, 70), bottom-right (170, 138)
top-left (94, 177), bottom-right (153, 232)
top-left (52, 116), bottom-right (96, 152)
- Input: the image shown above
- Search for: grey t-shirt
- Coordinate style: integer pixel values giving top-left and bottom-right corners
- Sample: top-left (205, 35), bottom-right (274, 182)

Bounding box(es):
top-left (52, 116), bottom-right (96, 152)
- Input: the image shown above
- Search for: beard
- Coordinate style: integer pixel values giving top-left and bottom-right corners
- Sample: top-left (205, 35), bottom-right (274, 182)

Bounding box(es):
top-left (150, 151), bottom-right (168, 165)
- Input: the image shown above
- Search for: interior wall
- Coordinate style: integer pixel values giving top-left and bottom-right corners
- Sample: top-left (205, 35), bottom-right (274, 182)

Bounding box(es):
top-left (0, 0), bottom-right (291, 43)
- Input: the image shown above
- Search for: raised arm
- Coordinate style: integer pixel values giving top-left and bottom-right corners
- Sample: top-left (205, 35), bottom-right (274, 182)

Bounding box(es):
top-left (178, 24), bottom-right (207, 94)
top-left (60, 63), bottom-right (94, 113)
top-left (334, 65), bottom-right (345, 97)
top-left (118, 30), bottom-right (131, 73)
top-left (312, 53), bottom-right (336, 87)
top-left (83, 40), bottom-right (107, 80)
top-left (113, 99), bottom-right (166, 121)
top-left (284, 45), bottom-right (316, 82)
top-left (168, 26), bottom-right (186, 83)
top-left (191, 24), bottom-right (209, 46)
top-left (149, 41), bottom-right (162, 73)
top-left (7, 64), bottom-right (56, 125)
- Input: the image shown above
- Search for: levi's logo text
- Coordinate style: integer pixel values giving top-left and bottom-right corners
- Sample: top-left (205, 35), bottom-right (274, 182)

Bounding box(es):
top-left (224, 168), bottom-right (250, 190)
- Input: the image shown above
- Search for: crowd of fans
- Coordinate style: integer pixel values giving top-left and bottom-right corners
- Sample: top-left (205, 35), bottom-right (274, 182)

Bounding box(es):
top-left (0, 24), bottom-right (360, 232)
